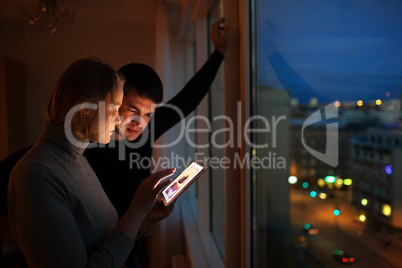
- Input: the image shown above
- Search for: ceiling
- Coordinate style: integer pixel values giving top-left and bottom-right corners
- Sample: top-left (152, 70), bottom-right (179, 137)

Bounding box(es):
top-left (0, 0), bottom-right (182, 27)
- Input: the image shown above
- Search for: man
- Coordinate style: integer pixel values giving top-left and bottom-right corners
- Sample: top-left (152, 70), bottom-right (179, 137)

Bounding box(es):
top-left (86, 17), bottom-right (226, 218)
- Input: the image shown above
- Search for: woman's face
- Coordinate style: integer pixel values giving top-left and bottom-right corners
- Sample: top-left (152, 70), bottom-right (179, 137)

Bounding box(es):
top-left (94, 81), bottom-right (124, 144)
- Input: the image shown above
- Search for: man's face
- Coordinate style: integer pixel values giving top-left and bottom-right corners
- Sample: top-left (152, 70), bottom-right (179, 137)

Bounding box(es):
top-left (118, 90), bottom-right (156, 141)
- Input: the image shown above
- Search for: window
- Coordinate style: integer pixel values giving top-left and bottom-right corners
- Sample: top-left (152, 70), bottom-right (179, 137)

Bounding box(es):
top-left (251, 0), bottom-right (402, 267)
top-left (183, 1), bottom-right (401, 267)
top-left (182, 2), bottom-right (242, 267)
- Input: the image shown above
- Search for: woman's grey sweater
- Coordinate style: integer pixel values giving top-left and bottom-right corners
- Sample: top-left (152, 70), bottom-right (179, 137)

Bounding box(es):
top-left (7, 122), bottom-right (134, 267)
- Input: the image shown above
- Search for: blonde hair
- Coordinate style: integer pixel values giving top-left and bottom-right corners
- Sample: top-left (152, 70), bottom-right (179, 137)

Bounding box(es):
top-left (47, 58), bottom-right (124, 140)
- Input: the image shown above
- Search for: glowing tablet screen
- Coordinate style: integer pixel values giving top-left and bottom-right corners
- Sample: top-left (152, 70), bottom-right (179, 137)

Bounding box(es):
top-left (161, 161), bottom-right (206, 206)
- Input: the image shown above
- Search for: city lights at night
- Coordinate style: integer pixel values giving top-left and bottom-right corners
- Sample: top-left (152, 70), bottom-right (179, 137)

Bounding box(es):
top-left (385, 165), bottom-right (393, 175)
top-left (324, 176), bottom-right (336, 184)
top-left (333, 209), bottom-right (340, 216)
top-left (318, 193), bottom-right (327, 200)
top-left (317, 178), bottom-right (326, 187)
top-left (264, 0), bottom-right (402, 266)
top-left (288, 176), bottom-right (298, 184)
top-left (383, 204), bottom-right (392, 217)
top-left (343, 178), bottom-right (352, 186)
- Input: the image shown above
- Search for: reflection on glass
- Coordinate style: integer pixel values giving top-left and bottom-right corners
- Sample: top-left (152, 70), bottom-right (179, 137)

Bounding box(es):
top-left (252, 0), bottom-right (402, 267)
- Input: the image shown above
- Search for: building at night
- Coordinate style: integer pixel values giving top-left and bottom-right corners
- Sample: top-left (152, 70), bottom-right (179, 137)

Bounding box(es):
top-left (290, 98), bottom-right (401, 189)
top-left (350, 127), bottom-right (402, 242)
top-left (290, 119), bottom-right (364, 186)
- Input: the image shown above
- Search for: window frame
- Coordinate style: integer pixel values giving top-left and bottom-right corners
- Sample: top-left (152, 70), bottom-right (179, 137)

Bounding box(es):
top-left (180, 1), bottom-right (251, 268)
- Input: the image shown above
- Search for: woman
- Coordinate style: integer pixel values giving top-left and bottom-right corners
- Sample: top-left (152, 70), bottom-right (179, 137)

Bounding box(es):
top-left (7, 58), bottom-right (175, 267)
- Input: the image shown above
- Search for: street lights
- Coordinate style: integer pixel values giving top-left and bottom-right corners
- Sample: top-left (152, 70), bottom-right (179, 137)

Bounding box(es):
top-left (333, 208), bottom-right (340, 239)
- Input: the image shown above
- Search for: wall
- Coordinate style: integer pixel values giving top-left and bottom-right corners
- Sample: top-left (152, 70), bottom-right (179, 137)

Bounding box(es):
top-left (0, 7), bottom-right (156, 146)
top-left (0, 59), bottom-right (26, 160)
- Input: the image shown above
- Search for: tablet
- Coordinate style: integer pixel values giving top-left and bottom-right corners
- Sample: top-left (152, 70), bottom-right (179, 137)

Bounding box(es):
top-left (161, 161), bottom-right (207, 206)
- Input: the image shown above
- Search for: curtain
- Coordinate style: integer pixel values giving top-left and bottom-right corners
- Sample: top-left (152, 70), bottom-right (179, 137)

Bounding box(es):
top-left (147, 1), bottom-right (185, 268)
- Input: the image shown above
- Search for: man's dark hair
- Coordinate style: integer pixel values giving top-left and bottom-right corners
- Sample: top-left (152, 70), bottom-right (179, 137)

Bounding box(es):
top-left (119, 63), bottom-right (163, 104)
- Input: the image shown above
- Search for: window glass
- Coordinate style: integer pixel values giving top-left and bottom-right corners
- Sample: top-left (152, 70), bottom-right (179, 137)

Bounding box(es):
top-left (251, 0), bottom-right (402, 267)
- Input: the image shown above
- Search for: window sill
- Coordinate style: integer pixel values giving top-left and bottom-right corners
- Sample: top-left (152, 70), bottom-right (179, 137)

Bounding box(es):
top-left (181, 197), bottom-right (224, 268)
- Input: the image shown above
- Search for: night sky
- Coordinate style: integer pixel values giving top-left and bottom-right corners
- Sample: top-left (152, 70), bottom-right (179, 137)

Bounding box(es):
top-left (257, 0), bottom-right (402, 104)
